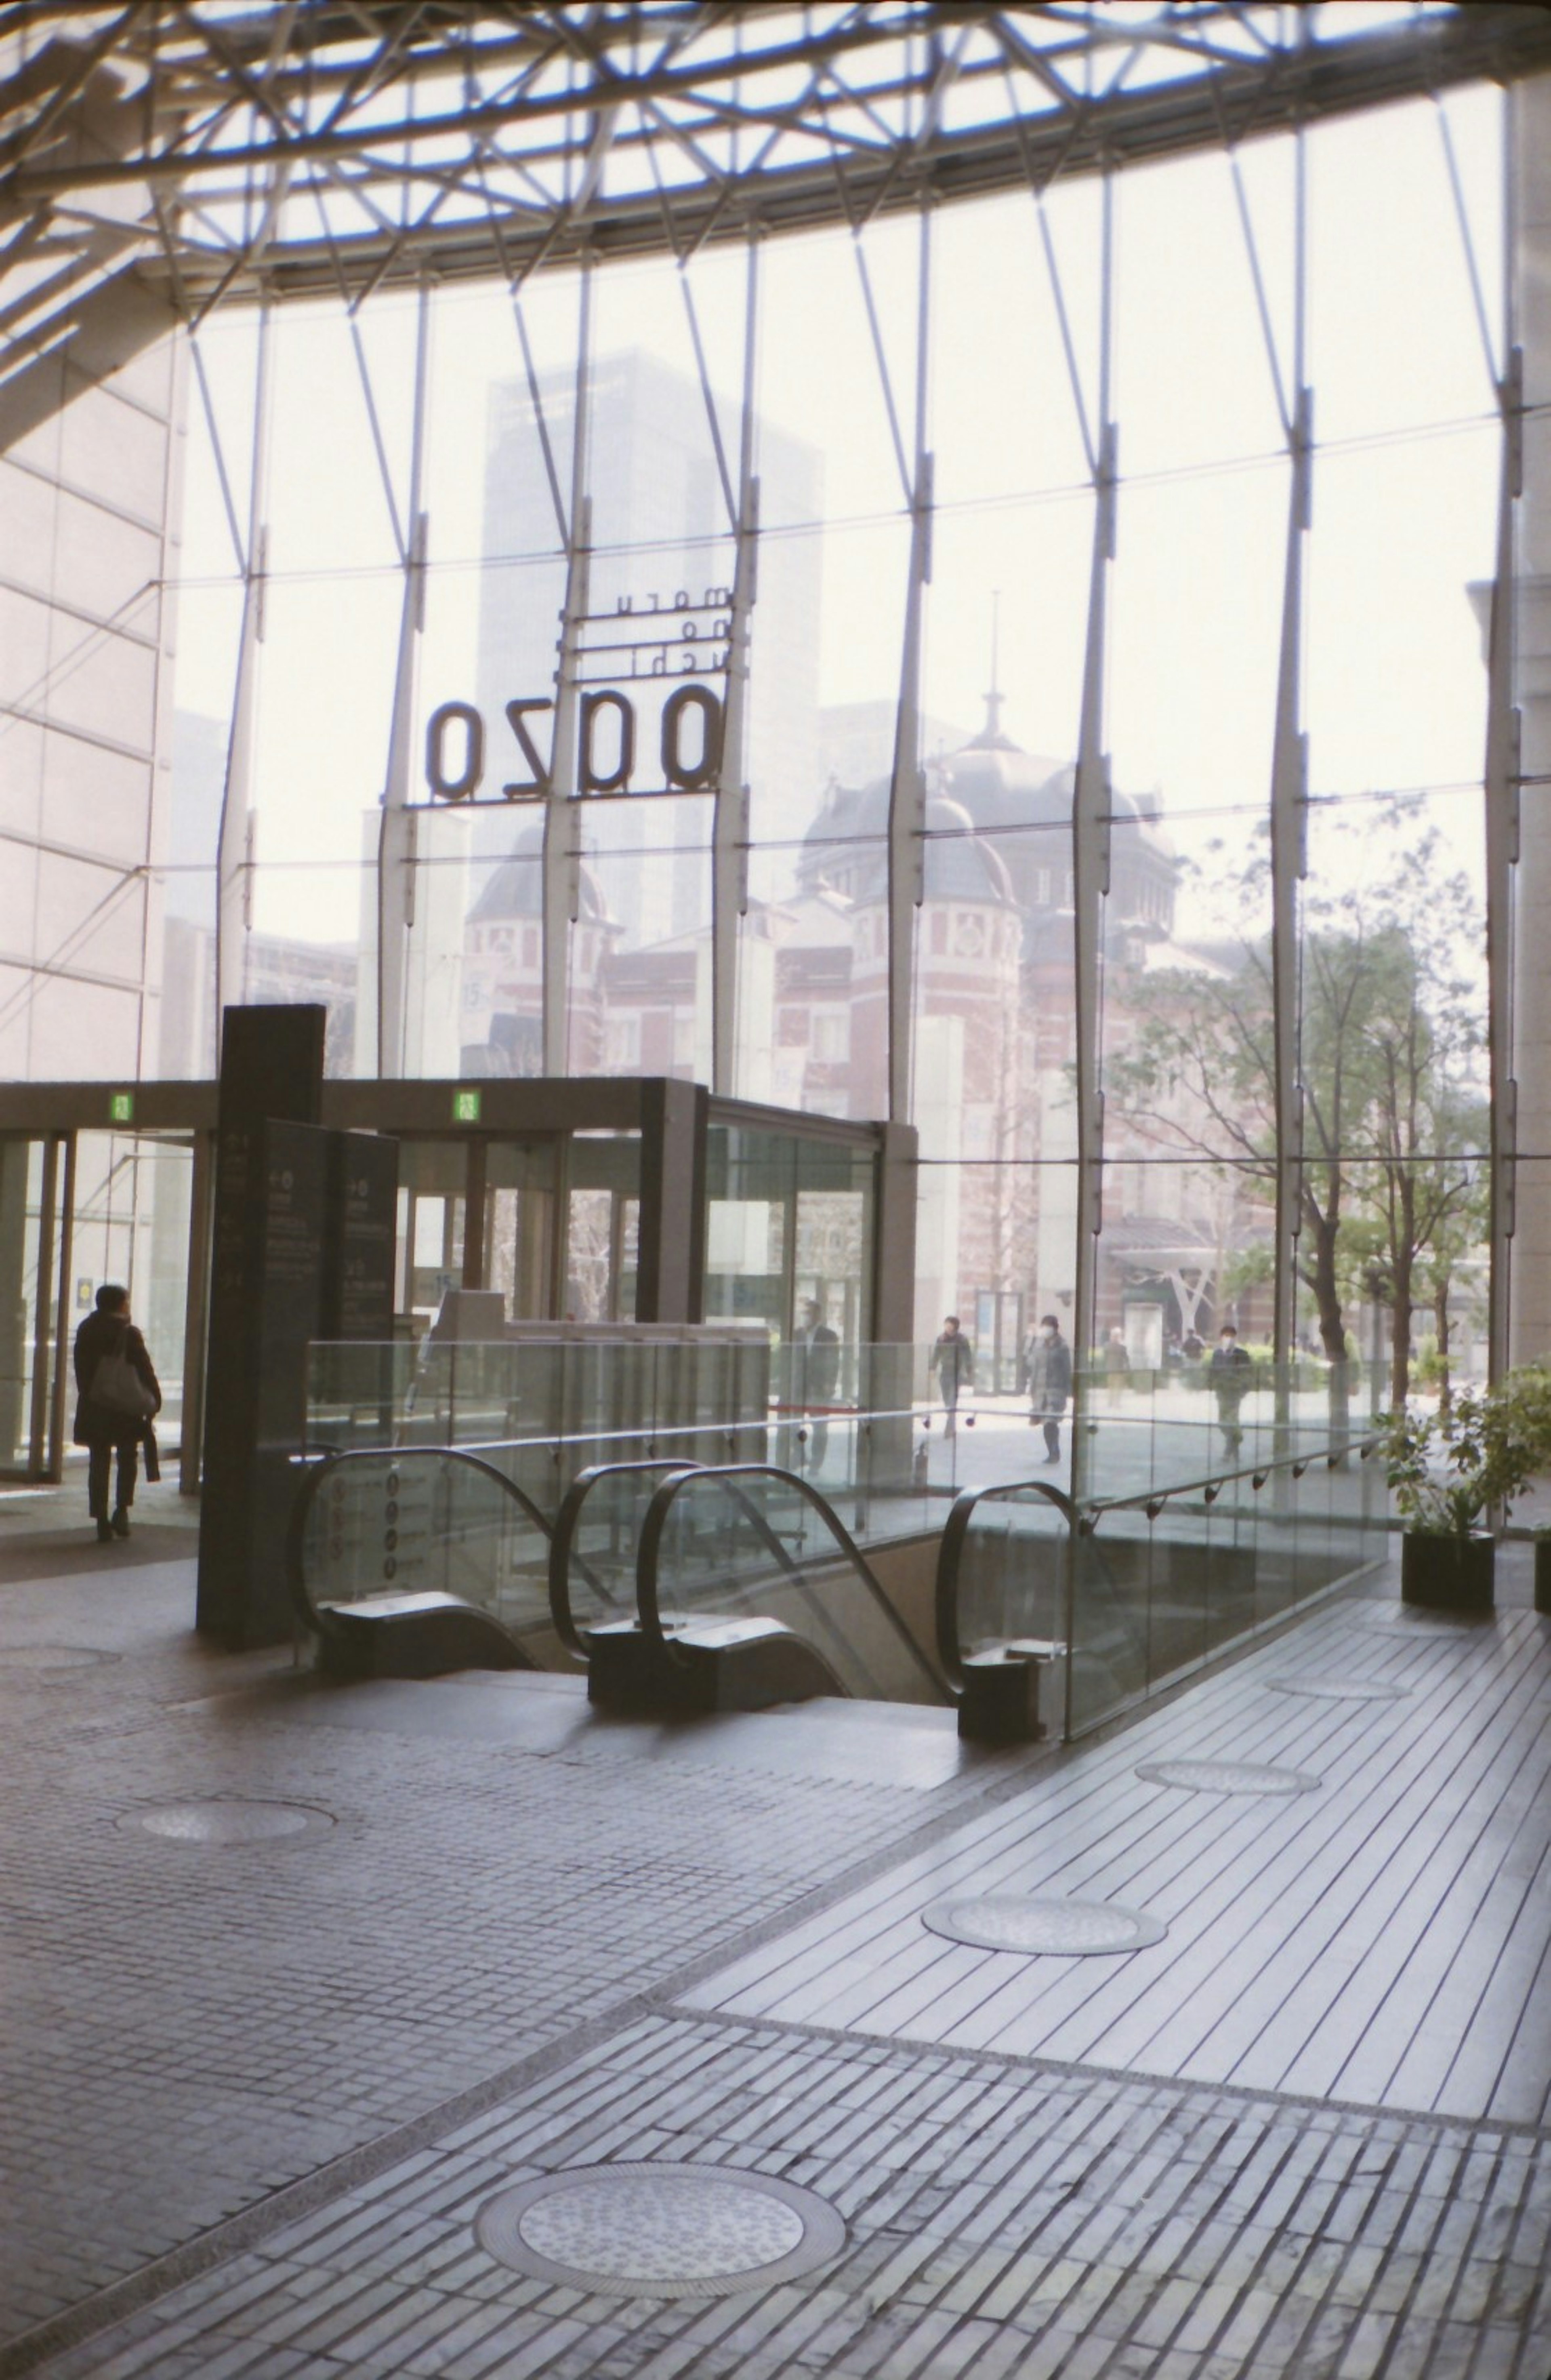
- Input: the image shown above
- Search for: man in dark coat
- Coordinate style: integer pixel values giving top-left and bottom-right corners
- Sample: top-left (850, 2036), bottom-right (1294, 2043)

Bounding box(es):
top-left (932, 1315), bottom-right (975, 1436)
top-left (795, 1297), bottom-right (841, 1473)
top-left (1024, 1313), bottom-right (1072, 1465)
top-left (1210, 1322), bottom-right (1252, 1457)
top-left (73, 1284), bottom-right (161, 1543)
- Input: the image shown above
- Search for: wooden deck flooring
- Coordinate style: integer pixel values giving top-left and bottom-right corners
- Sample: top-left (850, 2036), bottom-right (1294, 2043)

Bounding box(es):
top-left (681, 1595), bottom-right (1551, 2127)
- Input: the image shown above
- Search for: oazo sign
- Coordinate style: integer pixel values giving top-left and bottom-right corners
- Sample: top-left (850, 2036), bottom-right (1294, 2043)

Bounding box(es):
top-left (424, 682), bottom-right (724, 804)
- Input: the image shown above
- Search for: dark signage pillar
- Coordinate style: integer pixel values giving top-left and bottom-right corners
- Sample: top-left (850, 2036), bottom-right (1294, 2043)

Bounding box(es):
top-left (197, 1006), bottom-right (327, 1647)
top-left (195, 1008), bottom-right (397, 1651)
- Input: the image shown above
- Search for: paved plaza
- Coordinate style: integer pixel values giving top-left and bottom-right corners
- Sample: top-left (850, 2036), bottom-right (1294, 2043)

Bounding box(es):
top-left (2, 1481), bottom-right (1548, 2378)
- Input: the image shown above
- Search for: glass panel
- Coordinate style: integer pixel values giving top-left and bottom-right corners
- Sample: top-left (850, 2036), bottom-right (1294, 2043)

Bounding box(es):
top-left (915, 1159), bottom-right (1079, 1389)
top-left (298, 1449), bottom-right (567, 1660)
top-left (932, 188), bottom-right (1096, 506)
top-left (1296, 789), bottom-right (1488, 1405)
top-left (1067, 1378), bottom-right (1389, 1736)
top-left (460, 846), bottom-right (544, 1078)
top-left (1108, 469), bottom-right (1284, 823)
top-left (564, 1134), bottom-right (641, 1323)
top-left (0, 1139), bottom-right (46, 1471)
top-left (395, 1142), bottom-right (471, 1326)
top-left (266, 297), bottom-right (415, 577)
top-left (1116, 145), bottom-right (1294, 478)
top-left (759, 219), bottom-right (921, 524)
top-left (951, 1488), bottom-right (1068, 1657)
top-left (68, 1133), bottom-right (193, 1453)
top-left (483, 1141), bottom-right (558, 1322)
top-left (640, 1467), bottom-right (946, 1708)
top-left (569, 796), bottom-right (715, 1082)
top-left (1305, 431), bottom-right (1496, 803)
top-left (1309, 90), bottom-right (1501, 446)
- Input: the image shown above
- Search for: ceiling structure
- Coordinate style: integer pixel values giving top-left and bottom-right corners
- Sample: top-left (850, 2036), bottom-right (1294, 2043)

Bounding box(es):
top-left (1, 3), bottom-right (1548, 442)
top-left (4, 3), bottom-right (1551, 312)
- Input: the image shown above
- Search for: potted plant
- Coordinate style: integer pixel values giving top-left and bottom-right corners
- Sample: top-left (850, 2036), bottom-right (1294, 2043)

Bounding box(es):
top-left (1383, 1364), bottom-right (1551, 1611)
top-left (1536, 1530), bottom-right (1551, 1618)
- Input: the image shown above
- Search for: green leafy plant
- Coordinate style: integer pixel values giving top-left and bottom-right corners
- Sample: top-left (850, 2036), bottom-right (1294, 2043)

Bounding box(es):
top-left (1383, 1364), bottom-right (1551, 1538)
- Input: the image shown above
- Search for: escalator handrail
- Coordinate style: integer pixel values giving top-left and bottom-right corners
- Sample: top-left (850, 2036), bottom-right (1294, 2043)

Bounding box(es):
top-left (287, 1442), bottom-right (588, 1644)
top-left (548, 1458), bottom-right (708, 1659)
top-left (635, 1461), bottom-right (948, 1700)
top-left (934, 1477), bottom-right (1077, 1692)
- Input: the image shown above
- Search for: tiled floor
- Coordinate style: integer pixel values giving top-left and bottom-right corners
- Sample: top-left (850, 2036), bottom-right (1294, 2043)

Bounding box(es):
top-left (2, 1501), bottom-right (1549, 2378)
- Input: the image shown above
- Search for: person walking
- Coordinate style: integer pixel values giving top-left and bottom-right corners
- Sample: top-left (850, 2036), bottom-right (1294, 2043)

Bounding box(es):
top-left (931, 1315), bottom-right (974, 1435)
top-left (795, 1296), bottom-right (840, 1473)
top-left (1103, 1325), bottom-right (1131, 1408)
top-left (1025, 1312), bottom-right (1072, 1464)
top-left (73, 1284), bottom-right (161, 1544)
top-left (1210, 1321), bottom-right (1252, 1458)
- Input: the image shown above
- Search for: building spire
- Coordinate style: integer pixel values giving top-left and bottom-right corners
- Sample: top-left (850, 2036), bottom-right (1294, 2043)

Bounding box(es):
top-left (983, 589), bottom-right (1003, 741)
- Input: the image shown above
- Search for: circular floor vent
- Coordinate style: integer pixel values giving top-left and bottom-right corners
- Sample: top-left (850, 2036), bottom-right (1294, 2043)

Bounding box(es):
top-left (922, 1897), bottom-right (1167, 1955)
top-left (1266, 1675), bottom-right (1408, 1700)
top-left (118, 1798), bottom-right (334, 1845)
top-left (6, 1645), bottom-right (116, 1672)
top-left (1137, 1760), bottom-right (1320, 1796)
top-left (477, 2163), bottom-right (845, 2298)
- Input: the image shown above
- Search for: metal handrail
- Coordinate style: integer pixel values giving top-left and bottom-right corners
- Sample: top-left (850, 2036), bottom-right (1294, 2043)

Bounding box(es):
top-left (933, 1478), bottom-right (1076, 1692)
top-left (548, 1458), bottom-right (708, 1659)
top-left (286, 1442), bottom-right (612, 1646)
top-left (634, 1462), bottom-right (949, 1701)
top-left (1080, 1435), bottom-right (1383, 1532)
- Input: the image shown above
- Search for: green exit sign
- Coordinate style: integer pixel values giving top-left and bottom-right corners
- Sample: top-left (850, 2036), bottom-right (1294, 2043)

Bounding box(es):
top-left (109, 1091), bottom-right (134, 1124)
top-left (452, 1088), bottom-right (481, 1124)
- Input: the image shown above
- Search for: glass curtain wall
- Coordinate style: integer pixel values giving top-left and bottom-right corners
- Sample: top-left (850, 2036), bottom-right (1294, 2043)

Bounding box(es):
top-left (130, 87), bottom-right (1507, 1414)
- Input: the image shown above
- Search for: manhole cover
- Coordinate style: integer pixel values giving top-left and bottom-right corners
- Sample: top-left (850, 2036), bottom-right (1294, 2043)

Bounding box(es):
top-left (1137, 1760), bottom-right (1320, 1795)
top-left (922, 1898), bottom-right (1167, 1955)
top-left (1266, 1676), bottom-right (1409, 1701)
top-left (4, 1645), bottom-right (116, 1673)
top-left (118, 1799), bottom-right (334, 1845)
top-left (477, 2164), bottom-right (845, 2298)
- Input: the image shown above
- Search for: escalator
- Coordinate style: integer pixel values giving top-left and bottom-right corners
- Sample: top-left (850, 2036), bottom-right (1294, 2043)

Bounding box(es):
top-left (286, 1444), bottom-right (607, 1677)
top-left (556, 1460), bottom-right (952, 1713)
top-left (288, 1445), bottom-right (1060, 1742)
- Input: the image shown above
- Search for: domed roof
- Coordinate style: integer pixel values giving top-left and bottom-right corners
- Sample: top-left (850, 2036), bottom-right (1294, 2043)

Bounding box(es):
top-left (921, 795), bottom-right (1016, 906)
top-left (937, 742), bottom-right (1073, 832)
top-left (797, 704), bottom-right (1175, 918)
top-left (467, 823), bottom-right (611, 926)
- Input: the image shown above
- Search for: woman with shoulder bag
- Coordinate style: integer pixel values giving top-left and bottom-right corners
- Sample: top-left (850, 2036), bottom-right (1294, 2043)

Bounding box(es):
top-left (72, 1284), bottom-right (162, 1545)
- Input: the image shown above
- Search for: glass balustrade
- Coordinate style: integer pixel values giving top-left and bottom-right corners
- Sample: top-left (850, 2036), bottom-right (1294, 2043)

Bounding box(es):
top-left (633, 1463), bottom-right (948, 1709)
top-left (290, 1446), bottom-right (583, 1668)
top-left (298, 1345), bottom-right (1395, 1728)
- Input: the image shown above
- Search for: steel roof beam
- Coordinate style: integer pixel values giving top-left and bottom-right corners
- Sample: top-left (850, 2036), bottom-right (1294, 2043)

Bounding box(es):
top-left (3, 3), bottom-right (1551, 305)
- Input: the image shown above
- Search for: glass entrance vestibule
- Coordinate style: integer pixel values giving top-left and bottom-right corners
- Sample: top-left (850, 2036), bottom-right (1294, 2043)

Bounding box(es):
top-left (0, 1079), bottom-right (913, 1487)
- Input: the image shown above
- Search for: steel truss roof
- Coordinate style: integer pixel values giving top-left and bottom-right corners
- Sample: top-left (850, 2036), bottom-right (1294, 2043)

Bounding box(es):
top-left (2, 2), bottom-right (1549, 324)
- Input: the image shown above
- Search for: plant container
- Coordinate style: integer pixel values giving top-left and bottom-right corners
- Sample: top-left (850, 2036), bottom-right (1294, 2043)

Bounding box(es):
top-left (1401, 1530), bottom-right (1495, 1614)
top-left (1534, 1537), bottom-right (1551, 1616)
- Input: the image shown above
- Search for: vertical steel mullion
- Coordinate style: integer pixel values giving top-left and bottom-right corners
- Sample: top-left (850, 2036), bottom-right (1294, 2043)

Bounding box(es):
top-left (1067, 170), bottom-right (1116, 1566)
top-left (1269, 130), bottom-right (1310, 1396)
top-left (1063, 172), bottom-right (1117, 1748)
top-left (375, 275), bottom-right (432, 1077)
top-left (543, 259), bottom-right (594, 1078)
top-left (886, 203), bottom-right (933, 1125)
top-left (214, 300), bottom-right (271, 1027)
top-left (711, 234), bottom-right (761, 1096)
top-left (1486, 114), bottom-right (1522, 1383)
